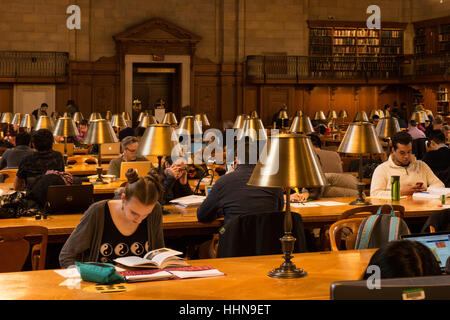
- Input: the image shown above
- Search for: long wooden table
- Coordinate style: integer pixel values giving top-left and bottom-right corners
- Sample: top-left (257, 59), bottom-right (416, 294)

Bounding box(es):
top-left (0, 249), bottom-right (376, 300)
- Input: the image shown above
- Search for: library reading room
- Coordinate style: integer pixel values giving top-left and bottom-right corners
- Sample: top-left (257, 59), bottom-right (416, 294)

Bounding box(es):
top-left (0, 0), bottom-right (450, 309)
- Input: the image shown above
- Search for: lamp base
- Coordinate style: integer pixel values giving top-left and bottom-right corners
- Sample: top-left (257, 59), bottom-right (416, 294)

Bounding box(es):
top-left (268, 265), bottom-right (307, 279)
top-left (349, 199), bottom-right (372, 206)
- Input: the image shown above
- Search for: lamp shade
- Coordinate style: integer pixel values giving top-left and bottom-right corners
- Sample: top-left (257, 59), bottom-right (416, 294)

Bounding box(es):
top-left (410, 111), bottom-right (428, 123)
top-left (338, 110), bottom-right (348, 118)
top-left (0, 112), bottom-right (13, 124)
top-left (19, 114), bottom-right (36, 130)
top-left (34, 116), bottom-right (54, 131)
top-left (136, 124), bottom-right (176, 157)
top-left (233, 114), bottom-right (249, 129)
top-left (83, 119), bottom-right (118, 144)
top-left (313, 111), bottom-right (327, 121)
top-left (425, 109), bottom-right (433, 117)
top-left (369, 110), bottom-right (380, 119)
top-left (248, 133), bottom-right (326, 188)
top-left (375, 117), bottom-right (400, 139)
top-left (62, 112), bottom-right (70, 118)
top-left (121, 112), bottom-right (131, 121)
top-left (73, 112), bottom-right (84, 124)
top-left (110, 114), bottom-right (127, 128)
top-left (163, 112), bottom-right (178, 125)
top-left (138, 114), bottom-right (157, 128)
top-left (338, 122), bottom-right (384, 154)
top-left (177, 116), bottom-right (202, 135)
top-left (105, 111), bottom-right (112, 121)
top-left (195, 113), bottom-right (210, 126)
top-left (295, 110), bottom-right (303, 117)
top-left (383, 110), bottom-right (390, 117)
top-left (377, 109), bottom-right (385, 118)
top-left (327, 110), bottom-right (338, 120)
top-left (289, 115), bottom-right (314, 134)
top-left (11, 113), bottom-right (23, 126)
top-left (353, 111), bottom-right (369, 122)
top-left (250, 110), bottom-right (259, 118)
top-left (138, 111), bottom-right (148, 122)
top-left (236, 117), bottom-right (267, 141)
top-left (89, 112), bottom-right (102, 122)
top-left (53, 117), bottom-right (79, 137)
top-left (278, 110), bottom-right (289, 119)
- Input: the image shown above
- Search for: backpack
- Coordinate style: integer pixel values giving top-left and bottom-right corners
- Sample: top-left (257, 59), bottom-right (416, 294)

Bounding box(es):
top-left (354, 204), bottom-right (410, 249)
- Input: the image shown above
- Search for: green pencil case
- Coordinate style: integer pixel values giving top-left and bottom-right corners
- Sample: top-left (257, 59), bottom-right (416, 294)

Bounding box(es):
top-left (75, 262), bottom-right (125, 284)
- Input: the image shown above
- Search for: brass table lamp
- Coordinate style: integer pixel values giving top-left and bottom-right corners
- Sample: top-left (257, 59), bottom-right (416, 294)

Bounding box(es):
top-left (277, 110), bottom-right (289, 129)
top-left (89, 112), bottom-right (102, 122)
top-left (289, 115), bottom-right (314, 134)
top-left (313, 111), bottom-right (326, 121)
top-left (137, 124), bottom-right (177, 173)
top-left (295, 110), bottom-right (303, 117)
top-left (73, 112), bottom-right (84, 124)
top-left (338, 122), bottom-right (384, 205)
top-left (105, 111), bottom-right (112, 121)
top-left (233, 114), bottom-right (249, 129)
top-left (376, 116), bottom-right (400, 156)
top-left (177, 116), bottom-right (203, 160)
top-left (410, 111), bottom-right (428, 123)
top-left (34, 116), bottom-right (54, 132)
top-left (138, 115), bottom-right (157, 128)
top-left (53, 117), bottom-right (79, 168)
top-left (236, 117), bottom-right (267, 142)
top-left (327, 110), bottom-right (339, 131)
top-left (195, 113), bottom-right (210, 127)
top-left (163, 112), bottom-right (178, 126)
top-left (110, 114), bottom-right (127, 136)
top-left (248, 133), bottom-right (326, 278)
top-left (250, 110), bottom-right (258, 118)
top-left (121, 111), bottom-right (131, 122)
top-left (353, 111), bottom-right (369, 122)
top-left (138, 111), bottom-right (148, 122)
top-left (338, 110), bottom-right (348, 118)
top-left (11, 113), bottom-right (23, 127)
top-left (0, 112), bottom-right (13, 136)
top-left (83, 119), bottom-right (118, 184)
top-left (19, 114), bottom-right (36, 132)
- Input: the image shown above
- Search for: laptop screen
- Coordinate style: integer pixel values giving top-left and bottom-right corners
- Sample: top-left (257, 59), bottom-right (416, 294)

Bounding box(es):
top-left (402, 232), bottom-right (450, 270)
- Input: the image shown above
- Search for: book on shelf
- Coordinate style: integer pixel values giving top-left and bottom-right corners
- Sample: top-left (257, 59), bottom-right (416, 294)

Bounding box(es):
top-left (114, 248), bottom-right (189, 269)
top-left (118, 265), bottom-right (225, 283)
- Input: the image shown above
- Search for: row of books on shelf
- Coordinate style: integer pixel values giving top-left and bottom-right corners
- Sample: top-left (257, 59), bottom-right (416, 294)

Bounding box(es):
top-left (381, 30), bottom-right (402, 38)
top-left (381, 38), bottom-right (402, 46)
top-left (439, 34), bottom-right (450, 42)
top-left (439, 24), bottom-right (450, 34)
top-left (310, 28), bottom-right (403, 38)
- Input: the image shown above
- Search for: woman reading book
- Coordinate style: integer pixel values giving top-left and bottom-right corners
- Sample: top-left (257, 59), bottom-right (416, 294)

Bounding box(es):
top-left (59, 169), bottom-right (165, 268)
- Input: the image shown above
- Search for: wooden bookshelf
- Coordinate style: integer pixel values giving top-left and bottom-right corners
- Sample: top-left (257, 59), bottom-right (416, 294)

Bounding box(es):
top-left (439, 23), bottom-right (450, 53)
top-left (414, 16), bottom-right (450, 55)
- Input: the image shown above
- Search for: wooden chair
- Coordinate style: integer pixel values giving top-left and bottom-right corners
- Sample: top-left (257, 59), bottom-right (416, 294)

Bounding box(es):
top-left (329, 217), bottom-right (365, 251)
top-left (67, 155), bottom-right (98, 165)
top-left (0, 226), bottom-right (48, 272)
top-left (339, 204), bottom-right (405, 219)
top-left (0, 168), bottom-right (18, 183)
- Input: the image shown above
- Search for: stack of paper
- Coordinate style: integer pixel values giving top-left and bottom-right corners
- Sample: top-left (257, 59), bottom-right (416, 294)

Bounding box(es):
top-left (169, 195), bottom-right (206, 207)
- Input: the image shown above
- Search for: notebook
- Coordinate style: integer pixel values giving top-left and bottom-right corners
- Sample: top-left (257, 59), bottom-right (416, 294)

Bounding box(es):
top-left (45, 184), bottom-right (94, 214)
top-left (100, 142), bottom-right (121, 155)
top-left (53, 143), bottom-right (74, 156)
top-left (120, 161), bottom-right (152, 180)
top-left (401, 232), bottom-right (450, 272)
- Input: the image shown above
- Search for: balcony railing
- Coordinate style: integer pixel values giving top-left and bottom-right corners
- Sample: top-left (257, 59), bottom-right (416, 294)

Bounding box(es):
top-left (246, 54), bottom-right (449, 82)
top-left (0, 51), bottom-right (69, 78)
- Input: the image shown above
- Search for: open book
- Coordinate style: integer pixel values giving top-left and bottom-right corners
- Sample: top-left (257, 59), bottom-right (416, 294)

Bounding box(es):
top-left (114, 248), bottom-right (189, 269)
top-left (169, 195), bottom-right (206, 207)
top-left (412, 187), bottom-right (450, 199)
top-left (119, 265), bottom-right (225, 282)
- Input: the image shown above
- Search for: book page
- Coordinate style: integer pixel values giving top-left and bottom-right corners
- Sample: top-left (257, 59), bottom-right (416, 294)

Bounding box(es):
top-left (114, 256), bottom-right (156, 267)
top-left (169, 269), bottom-right (224, 279)
top-left (144, 248), bottom-right (183, 265)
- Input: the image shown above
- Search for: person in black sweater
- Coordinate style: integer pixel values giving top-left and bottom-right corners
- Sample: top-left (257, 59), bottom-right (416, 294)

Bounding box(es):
top-left (422, 130), bottom-right (450, 186)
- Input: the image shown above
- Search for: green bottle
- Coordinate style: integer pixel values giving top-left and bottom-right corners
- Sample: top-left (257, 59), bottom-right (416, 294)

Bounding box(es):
top-left (391, 176), bottom-right (400, 201)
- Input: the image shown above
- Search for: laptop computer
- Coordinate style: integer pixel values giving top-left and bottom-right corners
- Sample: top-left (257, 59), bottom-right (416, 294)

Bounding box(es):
top-left (401, 231), bottom-right (450, 272)
top-left (120, 161), bottom-right (152, 181)
top-left (330, 275), bottom-right (450, 300)
top-left (45, 184), bottom-right (94, 214)
top-left (101, 142), bottom-right (121, 155)
top-left (53, 143), bottom-right (74, 156)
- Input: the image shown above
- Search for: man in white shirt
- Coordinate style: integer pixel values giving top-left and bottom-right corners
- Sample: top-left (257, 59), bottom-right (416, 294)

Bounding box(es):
top-left (370, 131), bottom-right (444, 198)
top-left (407, 120), bottom-right (426, 140)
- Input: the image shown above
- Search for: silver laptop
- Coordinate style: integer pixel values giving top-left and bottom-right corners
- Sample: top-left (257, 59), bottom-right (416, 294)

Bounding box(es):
top-left (100, 142), bottom-right (121, 155)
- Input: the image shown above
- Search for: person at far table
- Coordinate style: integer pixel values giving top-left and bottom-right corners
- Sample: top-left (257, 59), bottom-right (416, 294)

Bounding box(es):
top-left (308, 134), bottom-right (343, 173)
top-left (107, 136), bottom-right (149, 179)
top-left (31, 102), bottom-right (48, 120)
top-left (118, 120), bottom-right (135, 141)
top-left (197, 139), bottom-right (307, 224)
top-left (160, 157), bottom-right (193, 205)
top-left (407, 120), bottom-right (426, 140)
top-left (0, 132), bottom-right (34, 169)
top-left (370, 131), bottom-right (444, 198)
top-left (361, 240), bottom-right (442, 280)
top-left (14, 129), bottom-right (65, 191)
top-left (422, 130), bottom-right (450, 187)
top-left (59, 170), bottom-right (165, 268)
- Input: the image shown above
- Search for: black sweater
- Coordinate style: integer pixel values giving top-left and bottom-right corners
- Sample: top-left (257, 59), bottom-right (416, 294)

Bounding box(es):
top-left (196, 164), bottom-right (284, 224)
top-left (422, 146), bottom-right (450, 173)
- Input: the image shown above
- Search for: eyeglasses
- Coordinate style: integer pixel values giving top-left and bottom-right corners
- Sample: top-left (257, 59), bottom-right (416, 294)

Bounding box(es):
top-left (125, 147), bottom-right (137, 153)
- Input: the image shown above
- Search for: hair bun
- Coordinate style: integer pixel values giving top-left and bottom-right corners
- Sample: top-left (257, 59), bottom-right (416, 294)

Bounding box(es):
top-left (125, 168), bottom-right (139, 183)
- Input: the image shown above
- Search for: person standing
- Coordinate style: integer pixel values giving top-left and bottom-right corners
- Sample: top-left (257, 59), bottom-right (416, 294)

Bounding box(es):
top-left (32, 103), bottom-right (48, 120)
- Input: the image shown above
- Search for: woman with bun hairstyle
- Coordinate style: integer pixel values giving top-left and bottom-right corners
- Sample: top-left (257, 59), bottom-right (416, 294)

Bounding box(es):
top-left (59, 169), bottom-right (165, 268)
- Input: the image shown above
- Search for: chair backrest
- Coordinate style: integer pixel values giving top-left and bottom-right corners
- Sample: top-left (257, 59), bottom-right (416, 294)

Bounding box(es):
top-left (340, 204), bottom-right (405, 220)
top-left (421, 209), bottom-right (450, 233)
top-left (412, 138), bottom-right (428, 160)
top-left (216, 211), bottom-right (307, 258)
top-left (0, 169), bottom-right (18, 183)
top-left (329, 217), bottom-right (365, 251)
top-left (67, 155), bottom-right (97, 165)
top-left (0, 226), bottom-right (48, 272)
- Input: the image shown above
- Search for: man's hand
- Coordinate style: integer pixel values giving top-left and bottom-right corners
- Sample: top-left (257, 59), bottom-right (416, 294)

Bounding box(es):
top-left (400, 183), bottom-right (426, 196)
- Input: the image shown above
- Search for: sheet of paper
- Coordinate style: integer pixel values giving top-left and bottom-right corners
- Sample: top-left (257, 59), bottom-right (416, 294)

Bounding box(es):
top-left (54, 268), bottom-right (80, 278)
top-left (315, 201), bottom-right (347, 206)
top-left (170, 269), bottom-right (225, 279)
top-left (291, 203), bottom-right (320, 208)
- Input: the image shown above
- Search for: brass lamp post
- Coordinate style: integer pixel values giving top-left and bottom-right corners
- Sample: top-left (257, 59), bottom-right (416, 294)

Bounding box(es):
top-left (19, 114), bottom-right (36, 132)
top-left (289, 115), bottom-right (314, 134)
top-left (338, 122), bottom-right (384, 205)
top-left (53, 117), bottom-right (79, 168)
top-left (136, 124), bottom-right (177, 174)
top-left (248, 133), bottom-right (326, 278)
top-left (83, 119), bottom-right (118, 184)
top-left (277, 110), bottom-right (289, 129)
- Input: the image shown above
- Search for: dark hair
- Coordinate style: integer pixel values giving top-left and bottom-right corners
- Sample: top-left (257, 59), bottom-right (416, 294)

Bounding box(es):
top-left (123, 169), bottom-right (162, 205)
top-left (362, 240), bottom-right (442, 280)
top-left (15, 132), bottom-right (31, 146)
top-left (372, 114), bottom-right (380, 120)
top-left (40, 103), bottom-right (48, 108)
top-left (135, 126), bottom-right (146, 137)
top-left (409, 120), bottom-right (417, 127)
top-left (307, 133), bottom-right (322, 148)
top-left (121, 136), bottom-right (139, 149)
top-left (80, 119), bottom-right (88, 126)
top-left (391, 131), bottom-right (412, 150)
top-left (66, 100), bottom-right (75, 105)
top-left (430, 129), bottom-right (446, 144)
top-left (317, 124), bottom-right (327, 135)
top-left (31, 129), bottom-right (54, 151)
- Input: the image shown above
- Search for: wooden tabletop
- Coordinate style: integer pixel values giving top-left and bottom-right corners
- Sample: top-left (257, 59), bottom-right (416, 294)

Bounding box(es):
top-left (66, 163), bottom-right (109, 176)
top-left (0, 249), bottom-right (376, 300)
